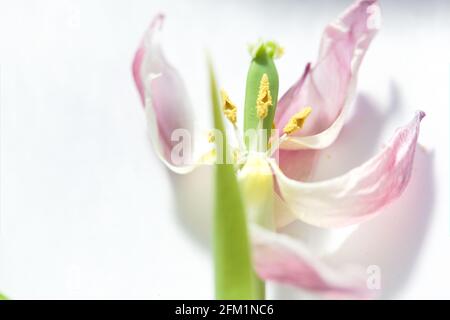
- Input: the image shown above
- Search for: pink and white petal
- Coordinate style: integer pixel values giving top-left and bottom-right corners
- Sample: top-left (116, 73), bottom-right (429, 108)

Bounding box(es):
top-left (272, 139), bottom-right (329, 189)
top-left (133, 15), bottom-right (196, 173)
top-left (270, 112), bottom-right (425, 228)
top-left (274, 192), bottom-right (297, 229)
top-left (275, 0), bottom-right (381, 150)
top-left (251, 225), bottom-right (373, 299)
top-left (275, 192), bottom-right (359, 256)
top-left (144, 98), bottom-right (196, 174)
top-left (276, 149), bottom-right (318, 182)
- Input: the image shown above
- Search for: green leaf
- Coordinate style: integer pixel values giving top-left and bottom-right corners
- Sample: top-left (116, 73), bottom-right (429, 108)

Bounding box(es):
top-left (243, 43), bottom-right (279, 148)
top-left (208, 59), bottom-right (255, 300)
top-left (0, 293), bottom-right (9, 300)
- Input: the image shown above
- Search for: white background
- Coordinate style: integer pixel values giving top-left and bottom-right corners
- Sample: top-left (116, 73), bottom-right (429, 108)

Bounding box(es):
top-left (0, 0), bottom-right (449, 299)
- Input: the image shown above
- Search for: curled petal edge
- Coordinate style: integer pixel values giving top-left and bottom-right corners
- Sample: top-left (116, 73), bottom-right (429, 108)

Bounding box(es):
top-left (276, 0), bottom-right (381, 151)
top-left (134, 15), bottom-right (201, 174)
top-left (251, 225), bottom-right (374, 299)
top-left (271, 111), bottom-right (425, 228)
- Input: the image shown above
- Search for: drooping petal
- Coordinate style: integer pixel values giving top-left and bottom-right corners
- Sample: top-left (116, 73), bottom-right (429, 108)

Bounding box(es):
top-left (251, 225), bottom-right (372, 299)
top-left (271, 112), bottom-right (425, 228)
top-left (275, 0), bottom-right (381, 150)
top-left (145, 99), bottom-right (196, 174)
top-left (275, 190), bottom-right (359, 257)
top-left (330, 147), bottom-right (434, 298)
top-left (133, 15), bottom-right (196, 173)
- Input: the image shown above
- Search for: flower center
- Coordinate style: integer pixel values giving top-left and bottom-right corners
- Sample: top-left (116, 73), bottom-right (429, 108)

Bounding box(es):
top-left (238, 153), bottom-right (274, 229)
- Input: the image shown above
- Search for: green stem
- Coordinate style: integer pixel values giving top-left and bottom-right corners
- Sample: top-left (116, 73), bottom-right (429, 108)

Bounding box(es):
top-left (253, 273), bottom-right (266, 299)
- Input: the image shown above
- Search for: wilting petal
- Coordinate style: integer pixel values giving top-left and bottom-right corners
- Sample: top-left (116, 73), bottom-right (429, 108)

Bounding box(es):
top-left (276, 149), bottom-right (318, 182)
top-left (275, 0), bottom-right (381, 150)
top-left (274, 192), bottom-right (297, 229)
top-left (145, 99), bottom-right (196, 174)
top-left (133, 15), bottom-right (195, 173)
top-left (271, 112), bottom-right (425, 228)
top-left (251, 225), bottom-right (372, 299)
top-left (275, 192), bottom-right (358, 257)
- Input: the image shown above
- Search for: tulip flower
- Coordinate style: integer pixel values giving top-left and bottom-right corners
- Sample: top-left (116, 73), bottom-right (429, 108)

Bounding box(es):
top-left (132, 0), bottom-right (425, 299)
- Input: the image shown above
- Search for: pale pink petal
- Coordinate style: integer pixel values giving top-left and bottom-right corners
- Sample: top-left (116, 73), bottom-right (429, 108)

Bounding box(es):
top-left (251, 225), bottom-right (373, 299)
top-left (132, 15), bottom-right (195, 172)
top-left (276, 63), bottom-right (311, 126)
top-left (271, 112), bottom-right (425, 228)
top-left (276, 149), bottom-right (318, 182)
top-left (275, 190), bottom-right (359, 256)
top-left (275, 0), bottom-right (381, 150)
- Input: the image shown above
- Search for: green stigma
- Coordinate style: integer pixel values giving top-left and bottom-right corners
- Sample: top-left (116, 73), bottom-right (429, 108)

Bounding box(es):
top-left (243, 40), bottom-right (281, 150)
top-left (248, 40), bottom-right (285, 59)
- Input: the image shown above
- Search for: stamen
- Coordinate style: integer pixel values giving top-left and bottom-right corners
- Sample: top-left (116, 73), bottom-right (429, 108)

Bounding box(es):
top-left (221, 90), bottom-right (237, 125)
top-left (207, 131), bottom-right (216, 143)
top-left (283, 106), bottom-right (312, 135)
top-left (256, 74), bottom-right (272, 120)
top-left (266, 133), bottom-right (287, 157)
top-left (232, 148), bottom-right (240, 165)
top-left (233, 125), bottom-right (246, 156)
top-left (218, 91), bottom-right (247, 155)
top-left (199, 148), bottom-right (217, 165)
top-left (266, 107), bottom-right (312, 156)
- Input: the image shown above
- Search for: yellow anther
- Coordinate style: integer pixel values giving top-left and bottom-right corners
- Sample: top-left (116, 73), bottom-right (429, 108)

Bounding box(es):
top-left (199, 148), bottom-right (217, 165)
top-left (221, 90), bottom-right (237, 125)
top-left (256, 74), bottom-right (272, 119)
top-left (283, 107), bottom-right (312, 135)
top-left (207, 131), bottom-right (216, 143)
